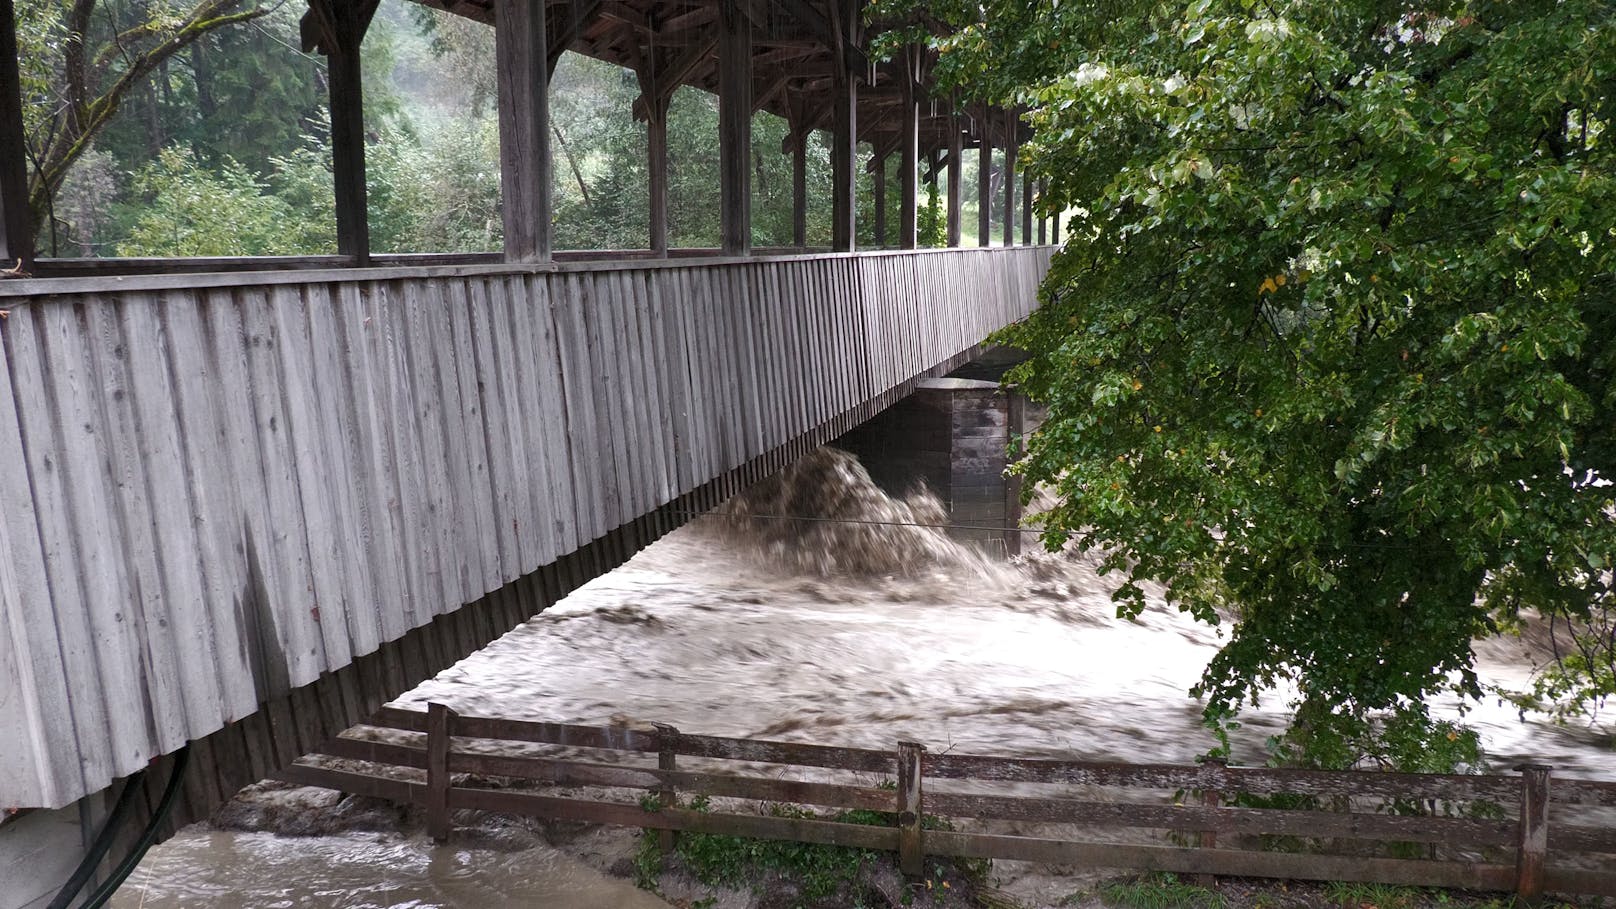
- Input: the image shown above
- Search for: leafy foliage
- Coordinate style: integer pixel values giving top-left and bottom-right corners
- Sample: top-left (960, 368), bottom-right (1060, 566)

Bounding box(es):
top-left (911, 0), bottom-right (1616, 761)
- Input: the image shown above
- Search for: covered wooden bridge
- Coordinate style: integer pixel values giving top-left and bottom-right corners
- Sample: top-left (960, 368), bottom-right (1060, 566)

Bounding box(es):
top-left (0, 1), bottom-right (1054, 906)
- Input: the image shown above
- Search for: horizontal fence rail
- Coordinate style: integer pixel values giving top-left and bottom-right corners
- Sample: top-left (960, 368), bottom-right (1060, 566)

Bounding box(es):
top-left (280, 705), bottom-right (1616, 901)
top-left (0, 247), bottom-right (1051, 810)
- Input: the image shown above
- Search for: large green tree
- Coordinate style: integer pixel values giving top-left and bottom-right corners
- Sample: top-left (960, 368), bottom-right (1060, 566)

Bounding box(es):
top-left (890, 0), bottom-right (1616, 764)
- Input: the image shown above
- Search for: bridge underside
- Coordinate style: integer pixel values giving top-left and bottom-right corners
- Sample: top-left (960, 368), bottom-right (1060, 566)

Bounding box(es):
top-left (0, 247), bottom-right (1048, 906)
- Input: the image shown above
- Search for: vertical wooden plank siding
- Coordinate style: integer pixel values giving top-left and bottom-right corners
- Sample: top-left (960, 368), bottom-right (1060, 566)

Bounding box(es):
top-left (0, 247), bottom-right (1051, 811)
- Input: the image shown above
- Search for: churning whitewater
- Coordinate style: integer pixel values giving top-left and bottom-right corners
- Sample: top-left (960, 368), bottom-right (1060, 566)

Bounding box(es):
top-left (111, 448), bottom-right (1612, 908)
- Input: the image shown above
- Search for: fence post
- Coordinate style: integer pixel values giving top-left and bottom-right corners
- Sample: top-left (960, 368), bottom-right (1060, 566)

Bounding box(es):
top-left (898, 740), bottom-right (926, 878)
top-left (427, 702), bottom-right (457, 843)
top-left (1515, 764), bottom-right (1551, 904)
top-left (1195, 757), bottom-right (1227, 887)
top-left (655, 723), bottom-right (680, 862)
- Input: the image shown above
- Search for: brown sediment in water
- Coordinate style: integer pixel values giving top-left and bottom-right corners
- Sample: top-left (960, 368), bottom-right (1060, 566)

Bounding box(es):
top-left (712, 447), bottom-right (968, 577)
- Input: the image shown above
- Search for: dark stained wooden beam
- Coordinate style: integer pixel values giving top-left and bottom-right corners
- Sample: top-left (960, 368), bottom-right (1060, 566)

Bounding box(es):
top-left (719, 0), bottom-right (751, 255)
top-left (790, 96), bottom-right (808, 248)
top-left (946, 97), bottom-right (961, 248)
top-left (495, 0), bottom-right (552, 262)
top-left (547, 0), bottom-right (602, 74)
top-left (769, 0), bottom-right (866, 76)
top-left (977, 110), bottom-right (991, 247)
top-left (1021, 165), bottom-right (1033, 245)
top-left (632, 34), bottom-right (716, 120)
top-left (305, 0), bottom-right (379, 264)
top-left (897, 46), bottom-right (918, 250)
top-left (873, 153), bottom-right (887, 247)
top-left (1002, 109), bottom-right (1017, 248)
top-left (828, 0), bottom-right (857, 251)
top-left (1052, 203), bottom-right (1061, 245)
top-left (1037, 179), bottom-right (1047, 245)
top-left (627, 39), bottom-right (670, 255)
top-left (0, 0), bottom-right (33, 271)
top-left (752, 70), bottom-right (792, 113)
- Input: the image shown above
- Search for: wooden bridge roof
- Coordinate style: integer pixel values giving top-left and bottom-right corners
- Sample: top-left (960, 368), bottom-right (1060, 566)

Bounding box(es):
top-left (394, 0), bottom-right (1014, 157)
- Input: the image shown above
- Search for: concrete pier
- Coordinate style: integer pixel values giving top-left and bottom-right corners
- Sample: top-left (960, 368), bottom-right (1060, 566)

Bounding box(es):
top-left (835, 377), bottom-right (1026, 556)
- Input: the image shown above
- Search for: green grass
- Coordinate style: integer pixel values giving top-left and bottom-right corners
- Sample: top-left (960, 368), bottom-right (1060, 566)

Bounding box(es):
top-left (1098, 873), bottom-right (1228, 909)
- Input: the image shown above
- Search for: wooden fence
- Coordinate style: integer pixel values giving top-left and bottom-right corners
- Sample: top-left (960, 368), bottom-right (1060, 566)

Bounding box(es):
top-left (278, 704), bottom-right (1616, 901)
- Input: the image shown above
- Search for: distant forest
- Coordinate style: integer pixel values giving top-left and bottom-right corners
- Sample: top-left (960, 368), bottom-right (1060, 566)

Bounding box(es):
top-left (17, 0), bottom-right (994, 258)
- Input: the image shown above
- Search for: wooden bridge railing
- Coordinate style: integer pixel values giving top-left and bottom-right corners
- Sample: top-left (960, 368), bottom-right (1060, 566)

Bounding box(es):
top-left (0, 246), bottom-right (1050, 812)
top-left (279, 704), bottom-right (1616, 901)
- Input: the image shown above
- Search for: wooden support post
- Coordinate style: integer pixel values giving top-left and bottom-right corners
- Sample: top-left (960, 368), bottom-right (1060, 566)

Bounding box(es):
top-left (1003, 111), bottom-right (1018, 248)
top-left (1037, 179), bottom-right (1047, 244)
top-left (495, 0), bottom-right (551, 263)
top-left (631, 40), bottom-right (670, 257)
top-left (655, 723), bottom-right (679, 861)
top-left (897, 740), bottom-right (925, 877)
top-left (1516, 764), bottom-right (1550, 904)
top-left (829, 0), bottom-right (857, 251)
top-left (976, 117), bottom-right (991, 247)
top-left (426, 702), bottom-right (457, 843)
top-left (0, 0), bottom-right (32, 272)
top-left (328, 17), bottom-right (367, 264)
top-left (873, 154), bottom-right (887, 248)
top-left (718, 0), bottom-right (751, 256)
top-left (898, 47), bottom-right (919, 250)
top-left (1052, 206), bottom-right (1061, 245)
top-left (1021, 169), bottom-right (1034, 246)
top-left (790, 108), bottom-right (807, 248)
top-left (946, 99), bottom-right (962, 248)
top-left (647, 96), bottom-right (670, 255)
top-left (306, 0), bottom-right (375, 265)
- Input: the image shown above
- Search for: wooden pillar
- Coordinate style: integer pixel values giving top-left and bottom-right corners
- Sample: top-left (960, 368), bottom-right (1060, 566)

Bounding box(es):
top-left (1037, 180), bottom-right (1047, 244)
top-left (898, 48), bottom-right (918, 250)
top-left (1052, 206), bottom-right (1061, 244)
top-left (1021, 167), bottom-right (1033, 245)
top-left (977, 112), bottom-right (992, 247)
top-left (946, 100), bottom-right (962, 248)
top-left (831, 77), bottom-right (857, 250)
top-left (647, 97), bottom-right (669, 255)
top-left (718, 0), bottom-right (751, 256)
top-left (829, 0), bottom-right (857, 252)
top-left (1003, 110), bottom-right (1018, 248)
top-left (790, 118), bottom-right (807, 248)
top-left (494, 0), bottom-right (551, 263)
top-left (309, 0), bottom-right (375, 265)
top-left (873, 154), bottom-right (887, 248)
top-left (0, 0), bottom-right (32, 271)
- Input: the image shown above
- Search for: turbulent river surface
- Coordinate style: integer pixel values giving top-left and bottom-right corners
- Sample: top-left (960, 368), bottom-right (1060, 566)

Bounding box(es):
top-left (112, 449), bottom-right (1614, 908)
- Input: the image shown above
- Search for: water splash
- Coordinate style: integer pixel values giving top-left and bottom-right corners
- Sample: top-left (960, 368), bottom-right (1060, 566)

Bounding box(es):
top-left (712, 447), bottom-right (974, 576)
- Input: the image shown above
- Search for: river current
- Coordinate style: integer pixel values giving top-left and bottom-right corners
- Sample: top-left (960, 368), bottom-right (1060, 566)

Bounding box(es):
top-left (111, 449), bottom-right (1614, 908)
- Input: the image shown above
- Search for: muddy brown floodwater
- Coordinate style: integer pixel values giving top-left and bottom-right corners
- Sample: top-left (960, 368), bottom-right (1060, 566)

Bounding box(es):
top-left (111, 449), bottom-right (1614, 908)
